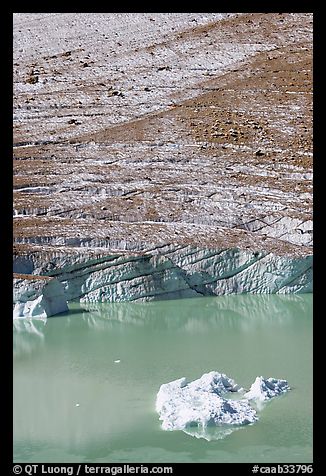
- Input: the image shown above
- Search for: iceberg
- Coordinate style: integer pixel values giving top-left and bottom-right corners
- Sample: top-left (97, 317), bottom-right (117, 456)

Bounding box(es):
top-left (156, 371), bottom-right (290, 440)
top-left (156, 372), bottom-right (257, 434)
top-left (244, 376), bottom-right (290, 402)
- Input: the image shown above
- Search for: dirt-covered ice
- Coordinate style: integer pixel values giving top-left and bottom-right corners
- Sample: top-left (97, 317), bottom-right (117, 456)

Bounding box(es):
top-left (13, 13), bottom-right (313, 302)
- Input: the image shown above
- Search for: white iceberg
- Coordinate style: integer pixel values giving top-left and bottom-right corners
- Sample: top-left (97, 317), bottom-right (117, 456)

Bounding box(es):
top-left (156, 371), bottom-right (290, 441)
top-left (244, 376), bottom-right (290, 402)
top-left (156, 372), bottom-right (257, 435)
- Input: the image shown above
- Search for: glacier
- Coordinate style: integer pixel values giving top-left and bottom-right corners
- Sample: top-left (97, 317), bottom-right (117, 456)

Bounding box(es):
top-left (13, 13), bottom-right (312, 312)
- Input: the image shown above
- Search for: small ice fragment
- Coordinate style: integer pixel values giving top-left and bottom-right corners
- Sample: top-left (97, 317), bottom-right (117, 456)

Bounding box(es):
top-left (75, 403), bottom-right (80, 407)
top-left (114, 359), bottom-right (121, 363)
top-left (244, 376), bottom-right (290, 402)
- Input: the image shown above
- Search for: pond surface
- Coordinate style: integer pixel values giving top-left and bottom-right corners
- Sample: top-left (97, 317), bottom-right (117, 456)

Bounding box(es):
top-left (13, 293), bottom-right (313, 463)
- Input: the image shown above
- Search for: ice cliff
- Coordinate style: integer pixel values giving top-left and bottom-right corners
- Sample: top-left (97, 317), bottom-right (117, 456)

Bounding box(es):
top-left (156, 371), bottom-right (290, 441)
top-left (13, 245), bottom-right (312, 307)
top-left (13, 274), bottom-right (68, 318)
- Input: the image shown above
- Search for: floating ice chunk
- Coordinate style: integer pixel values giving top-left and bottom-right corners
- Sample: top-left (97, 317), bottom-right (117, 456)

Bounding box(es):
top-left (114, 359), bottom-right (121, 363)
top-left (156, 371), bottom-right (257, 438)
top-left (156, 371), bottom-right (291, 440)
top-left (244, 376), bottom-right (290, 402)
top-left (75, 403), bottom-right (80, 407)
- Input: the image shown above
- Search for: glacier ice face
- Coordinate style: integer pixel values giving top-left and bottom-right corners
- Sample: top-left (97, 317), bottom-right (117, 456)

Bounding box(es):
top-left (13, 276), bottom-right (68, 319)
top-left (156, 371), bottom-right (290, 441)
top-left (13, 245), bottom-right (312, 305)
top-left (244, 376), bottom-right (290, 402)
top-left (13, 295), bottom-right (47, 319)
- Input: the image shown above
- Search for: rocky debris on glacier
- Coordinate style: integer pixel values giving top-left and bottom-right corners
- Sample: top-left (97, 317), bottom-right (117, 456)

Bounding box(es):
top-left (156, 371), bottom-right (290, 440)
top-left (13, 13), bottom-right (312, 303)
top-left (13, 273), bottom-right (68, 318)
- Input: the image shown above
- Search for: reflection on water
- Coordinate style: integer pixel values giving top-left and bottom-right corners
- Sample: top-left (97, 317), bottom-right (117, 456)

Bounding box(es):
top-left (14, 294), bottom-right (311, 335)
top-left (13, 318), bottom-right (47, 358)
top-left (81, 293), bottom-right (311, 332)
top-left (184, 424), bottom-right (242, 441)
top-left (13, 294), bottom-right (311, 355)
top-left (13, 294), bottom-right (313, 463)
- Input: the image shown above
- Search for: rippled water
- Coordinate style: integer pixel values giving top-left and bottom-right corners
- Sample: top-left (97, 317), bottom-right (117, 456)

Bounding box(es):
top-left (13, 294), bottom-right (313, 463)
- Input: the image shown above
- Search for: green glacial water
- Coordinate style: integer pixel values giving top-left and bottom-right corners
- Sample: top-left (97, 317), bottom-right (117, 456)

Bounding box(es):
top-left (13, 294), bottom-right (313, 463)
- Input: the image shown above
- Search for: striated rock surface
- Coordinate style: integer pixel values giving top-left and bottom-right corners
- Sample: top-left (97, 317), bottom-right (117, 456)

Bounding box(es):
top-left (13, 273), bottom-right (68, 318)
top-left (13, 13), bottom-right (312, 303)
